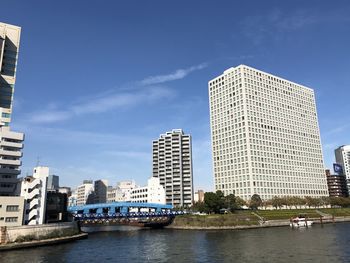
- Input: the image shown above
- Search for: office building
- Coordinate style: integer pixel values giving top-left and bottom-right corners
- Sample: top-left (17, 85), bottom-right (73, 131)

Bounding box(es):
top-left (0, 22), bottom-right (25, 227)
top-left (208, 65), bottom-right (328, 200)
top-left (107, 180), bottom-right (136, 203)
top-left (130, 177), bottom-right (166, 204)
top-left (20, 166), bottom-right (49, 225)
top-left (0, 22), bottom-right (21, 126)
top-left (0, 22), bottom-right (24, 196)
top-left (0, 128), bottom-right (24, 196)
top-left (335, 145), bottom-right (350, 190)
top-left (94, 179), bottom-right (108, 203)
top-left (76, 180), bottom-right (94, 206)
top-left (152, 129), bottom-right (193, 207)
top-left (45, 191), bottom-right (68, 223)
top-left (47, 174), bottom-right (59, 191)
top-left (325, 169), bottom-right (348, 197)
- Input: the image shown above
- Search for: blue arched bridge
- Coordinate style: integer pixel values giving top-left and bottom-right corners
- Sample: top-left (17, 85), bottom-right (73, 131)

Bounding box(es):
top-left (68, 202), bottom-right (184, 228)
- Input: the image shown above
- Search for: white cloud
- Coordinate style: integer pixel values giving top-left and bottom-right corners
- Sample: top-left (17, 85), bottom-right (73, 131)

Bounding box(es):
top-left (21, 62), bottom-right (207, 124)
top-left (139, 63), bottom-right (208, 85)
top-left (29, 110), bottom-right (70, 123)
top-left (25, 86), bottom-right (175, 124)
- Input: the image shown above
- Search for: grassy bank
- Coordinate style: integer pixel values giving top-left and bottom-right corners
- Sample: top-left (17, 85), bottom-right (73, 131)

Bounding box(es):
top-left (172, 208), bottom-right (350, 228)
top-left (172, 211), bottom-right (259, 228)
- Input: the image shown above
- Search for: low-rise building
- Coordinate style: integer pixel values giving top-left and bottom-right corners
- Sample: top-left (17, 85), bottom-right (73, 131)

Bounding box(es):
top-left (0, 196), bottom-right (24, 226)
top-left (107, 180), bottom-right (136, 203)
top-left (130, 177), bottom-right (166, 204)
top-left (45, 191), bottom-right (68, 223)
top-left (20, 166), bottom-right (49, 225)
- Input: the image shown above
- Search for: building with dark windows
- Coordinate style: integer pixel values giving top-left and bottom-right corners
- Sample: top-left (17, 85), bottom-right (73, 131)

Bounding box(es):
top-left (325, 169), bottom-right (348, 197)
top-left (45, 192), bottom-right (68, 223)
top-left (94, 179), bottom-right (108, 204)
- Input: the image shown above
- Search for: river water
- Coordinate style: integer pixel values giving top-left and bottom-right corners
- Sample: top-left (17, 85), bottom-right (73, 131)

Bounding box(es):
top-left (1, 223), bottom-right (350, 263)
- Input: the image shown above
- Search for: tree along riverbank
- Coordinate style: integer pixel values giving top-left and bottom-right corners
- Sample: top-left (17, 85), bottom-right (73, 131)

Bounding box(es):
top-left (169, 208), bottom-right (350, 230)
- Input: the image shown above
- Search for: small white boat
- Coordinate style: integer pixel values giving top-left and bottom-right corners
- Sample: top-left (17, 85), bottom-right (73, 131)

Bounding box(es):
top-left (290, 216), bottom-right (313, 228)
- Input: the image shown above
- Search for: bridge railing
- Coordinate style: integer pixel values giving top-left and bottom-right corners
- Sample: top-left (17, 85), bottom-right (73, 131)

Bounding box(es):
top-left (73, 211), bottom-right (185, 221)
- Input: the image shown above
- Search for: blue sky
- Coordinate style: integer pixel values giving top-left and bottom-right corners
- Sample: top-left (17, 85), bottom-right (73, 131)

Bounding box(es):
top-left (2, 1), bottom-right (350, 191)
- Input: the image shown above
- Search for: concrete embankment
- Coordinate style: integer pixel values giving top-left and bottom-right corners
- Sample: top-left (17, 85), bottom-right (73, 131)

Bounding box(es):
top-left (0, 233), bottom-right (88, 251)
top-left (168, 216), bottom-right (350, 230)
top-left (0, 221), bottom-right (87, 251)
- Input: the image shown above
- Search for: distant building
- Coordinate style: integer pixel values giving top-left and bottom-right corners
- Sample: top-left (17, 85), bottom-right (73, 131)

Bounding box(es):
top-left (20, 166), bottom-right (49, 225)
top-left (94, 179), bottom-right (108, 203)
top-left (194, 190), bottom-right (205, 203)
top-left (68, 191), bottom-right (77, 207)
top-left (76, 180), bottom-right (94, 206)
top-left (335, 145), bottom-right (350, 191)
top-left (152, 129), bottom-right (193, 207)
top-left (209, 65), bottom-right (328, 200)
top-left (325, 169), bottom-right (348, 198)
top-left (130, 177), bottom-right (166, 204)
top-left (107, 180), bottom-right (136, 203)
top-left (58, 186), bottom-right (71, 196)
top-left (47, 174), bottom-right (59, 191)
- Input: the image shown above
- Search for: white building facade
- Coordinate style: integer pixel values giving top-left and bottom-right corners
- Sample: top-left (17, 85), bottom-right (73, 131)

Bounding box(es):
top-left (0, 22), bottom-right (26, 227)
top-left (20, 166), bottom-right (49, 225)
top-left (76, 180), bottom-right (94, 206)
top-left (107, 180), bottom-right (136, 203)
top-left (208, 65), bottom-right (328, 200)
top-left (335, 145), bottom-right (350, 190)
top-left (130, 177), bottom-right (166, 204)
top-left (152, 129), bottom-right (193, 207)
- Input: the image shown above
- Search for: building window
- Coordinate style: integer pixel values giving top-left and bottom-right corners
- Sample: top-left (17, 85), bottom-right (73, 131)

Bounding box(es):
top-left (6, 205), bottom-right (19, 212)
top-left (5, 217), bottom-right (18, 222)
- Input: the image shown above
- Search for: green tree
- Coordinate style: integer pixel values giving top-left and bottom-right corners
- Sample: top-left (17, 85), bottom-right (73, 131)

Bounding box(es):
top-left (249, 194), bottom-right (262, 210)
top-left (235, 196), bottom-right (247, 209)
top-left (204, 191), bottom-right (225, 213)
top-left (192, 202), bottom-right (208, 213)
top-left (224, 194), bottom-right (237, 212)
top-left (271, 196), bottom-right (283, 209)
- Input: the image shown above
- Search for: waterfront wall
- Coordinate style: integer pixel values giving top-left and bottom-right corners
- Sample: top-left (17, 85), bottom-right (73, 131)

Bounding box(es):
top-left (0, 222), bottom-right (79, 243)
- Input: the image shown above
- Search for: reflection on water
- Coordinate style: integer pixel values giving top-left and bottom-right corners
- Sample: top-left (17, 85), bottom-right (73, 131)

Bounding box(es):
top-left (1, 223), bottom-right (350, 263)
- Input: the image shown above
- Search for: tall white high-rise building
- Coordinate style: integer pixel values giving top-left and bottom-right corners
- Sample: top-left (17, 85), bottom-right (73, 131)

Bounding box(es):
top-left (335, 145), bottom-right (350, 190)
top-left (208, 65), bottom-right (328, 200)
top-left (152, 129), bottom-right (193, 207)
top-left (0, 22), bottom-right (25, 227)
top-left (0, 22), bottom-right (24, 197)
